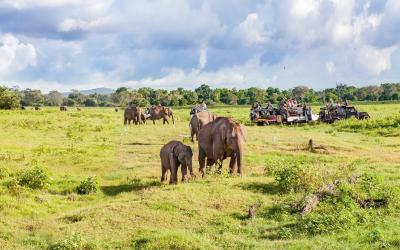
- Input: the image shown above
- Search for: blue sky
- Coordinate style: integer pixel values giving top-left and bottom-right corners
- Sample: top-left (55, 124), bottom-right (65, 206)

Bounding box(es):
top-left (0, 0), bottom-right (399, 92)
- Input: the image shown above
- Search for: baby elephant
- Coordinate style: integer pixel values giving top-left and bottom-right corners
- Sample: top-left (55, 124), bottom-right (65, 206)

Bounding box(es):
top-left (160, 141), bottom-right (194, 184)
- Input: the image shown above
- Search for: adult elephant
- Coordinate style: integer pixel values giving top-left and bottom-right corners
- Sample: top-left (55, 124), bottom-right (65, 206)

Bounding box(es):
top-left (198, 117), bottom-right (247, 176)
top-left (189, 111), bottom-right (217, 142)
top-left (124, 106), bottom-right (145, 125)
top-left (148, 105), bottom-right (175, 125)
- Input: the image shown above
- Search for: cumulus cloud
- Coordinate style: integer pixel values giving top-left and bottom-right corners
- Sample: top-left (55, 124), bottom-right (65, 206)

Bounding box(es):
top-left (0, 0), bottom-right (399, 91)
top-left (356, 45), bottom-right (396, 75)
top-left (232, 13), bottom-right (268, 47)
top-left (0, 33), bottom-right (37, 74)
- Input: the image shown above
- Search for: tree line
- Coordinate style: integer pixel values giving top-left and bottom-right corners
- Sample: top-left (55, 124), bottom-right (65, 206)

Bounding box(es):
top-left (1, 83), bottom-right (400, 109)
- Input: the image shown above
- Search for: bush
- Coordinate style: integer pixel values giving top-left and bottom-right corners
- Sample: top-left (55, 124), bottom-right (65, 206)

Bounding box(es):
top-left (0, 86), bottom-right (20, 109)
top-left (274, 165), bottom-right (317, 193)
top-left (274, 174), bottom-right (396, 237)
top-left (18, 166), bottom-right (50, 189)
top-left (6, 178), bottom-right (25, 196)
top-left (298, 185), bottom-right (368, 235)
top-left (76, 177), bottom-right (98, 195)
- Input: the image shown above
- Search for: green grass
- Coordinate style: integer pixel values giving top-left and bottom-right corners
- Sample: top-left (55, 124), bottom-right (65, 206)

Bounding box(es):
top-left (0, 104), bottom-right (399, 249)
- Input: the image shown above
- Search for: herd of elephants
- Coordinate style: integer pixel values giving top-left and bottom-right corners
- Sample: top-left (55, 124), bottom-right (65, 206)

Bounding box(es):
top-left (123, 105), bottom-right (246, 184)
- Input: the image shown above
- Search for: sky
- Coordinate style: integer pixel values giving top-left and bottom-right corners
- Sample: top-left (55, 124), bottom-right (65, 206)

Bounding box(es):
top-left (0, 0), bottom-right (399, 92)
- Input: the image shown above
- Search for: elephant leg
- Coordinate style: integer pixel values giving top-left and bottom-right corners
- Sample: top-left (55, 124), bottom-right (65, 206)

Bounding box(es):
top-left (181, 163), bottom-right (188, 182)
top-left (124, 118), bottom-right (127, 125)
top-left (229, 154), bottom-right (237, 175)
top-left (152, 119), bottom-right (155, 125)
top-left (169, 153), bottom-right (179, 184)
top-left (164, 115), bottom-right (169, 124)
top-left (190, 128), bottom-right (195, 142)
top-left (198, 147), bottom-right (206, 177)
top-left (161, 165), bottom-right (167, 182)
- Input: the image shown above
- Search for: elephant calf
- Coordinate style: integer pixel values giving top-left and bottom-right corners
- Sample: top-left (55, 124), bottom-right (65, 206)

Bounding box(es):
top-left (160, 141), bottom-right (194, 184)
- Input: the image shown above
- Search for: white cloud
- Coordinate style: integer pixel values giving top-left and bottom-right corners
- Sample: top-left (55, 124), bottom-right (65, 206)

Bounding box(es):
top-left (356, 45), bottom-right (396, 75)
top-left (0, 0), bottom-right (109, 10)
top-left (58, 17), bottom-right (114, 32)
top-left (233, 13), bottom-right (268, 47)
top-left (0, 33), bottom-right (37, 74)
top-left (290, 0), bottom-right (320, 18)
top-left (326, 61), bottom-right (336, 73)
top-left (1, 0), bottom-right (400, 91)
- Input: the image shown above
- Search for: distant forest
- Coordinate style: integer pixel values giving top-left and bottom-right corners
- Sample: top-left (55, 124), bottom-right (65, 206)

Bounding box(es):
top-left (1, 83), bottom-right (400, 109)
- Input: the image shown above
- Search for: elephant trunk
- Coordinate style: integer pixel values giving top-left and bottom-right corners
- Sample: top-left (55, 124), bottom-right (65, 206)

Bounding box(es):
top-left (236, 139), bottom-right (244, 175)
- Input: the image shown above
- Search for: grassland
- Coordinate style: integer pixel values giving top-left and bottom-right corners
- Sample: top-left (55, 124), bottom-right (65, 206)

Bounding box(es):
top-left (0, 104), bottom-right (399, 249)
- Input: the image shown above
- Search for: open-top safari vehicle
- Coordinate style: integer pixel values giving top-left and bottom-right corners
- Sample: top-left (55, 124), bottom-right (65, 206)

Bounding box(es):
top-left (281, 105), bottom-right (319, 124)
top-left (319, 105), bottom-right (370, 123)
top-left (250, 106), bottom-right (283, 125)
top-left (250, 102), bottom-right (318, 125)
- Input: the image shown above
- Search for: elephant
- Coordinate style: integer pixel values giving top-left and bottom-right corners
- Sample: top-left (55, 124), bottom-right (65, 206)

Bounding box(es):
top-left (124, 106), bottom-right (145, 125)
top-left (189, 111), bottom-right (217, 142)
top-left (148, 105), bottom-right (175, 125)
top-left (198, 117), bottom-right (247, 177)
top-left (160, 140), bottom-right (194, 184)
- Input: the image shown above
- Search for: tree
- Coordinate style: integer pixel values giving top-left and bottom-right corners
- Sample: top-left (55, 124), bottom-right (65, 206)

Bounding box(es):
top-left (0, 86), bottom-right (20, 109)
top-left (356, 86), bottom-right (382, 101)
top-left (182, 90), bottom-right (198, 105)
top-left (20, 88), bottom-right (44, 106)
top-left (116, 87), bottom-right (128, 94)
top-left (83, 98), bottom-right (97, 107)
top-left (292, 86), bottom-right (310, 101)
top-left (45, 91), bottom-right (64, 106)
top-left (195, 84), bottom-right (213, 103)
top-left (68, 90), bottom-right (85, 106)
top-left (246, 87), bottom-right (266, 104)
top-left (381, 83), bottom-right (398, 100)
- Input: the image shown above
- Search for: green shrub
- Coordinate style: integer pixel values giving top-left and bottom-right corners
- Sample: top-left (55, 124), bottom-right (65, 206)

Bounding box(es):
top-left (0, 86), bottom-right (20, 109)
top-left (48, 233), bottom-right (94, 250)
top-left (350, 173), bottom-right (398, 210)
top-left (298, 186), bottom-right (368, 235)
top-left (18, 166), bottom-right (50, 189)
top-left (6, 178), bottom-right (25, 196)
top-left (274, 165), bottom-right (317, 193)
top-left (76, 177), bottom-right (98, 195)
top-left (270, 173), bottom-right (397, 238)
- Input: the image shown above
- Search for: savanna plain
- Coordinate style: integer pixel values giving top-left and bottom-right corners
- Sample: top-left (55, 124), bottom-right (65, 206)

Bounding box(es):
top-left (0, 104), bottom-right (399, 249)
